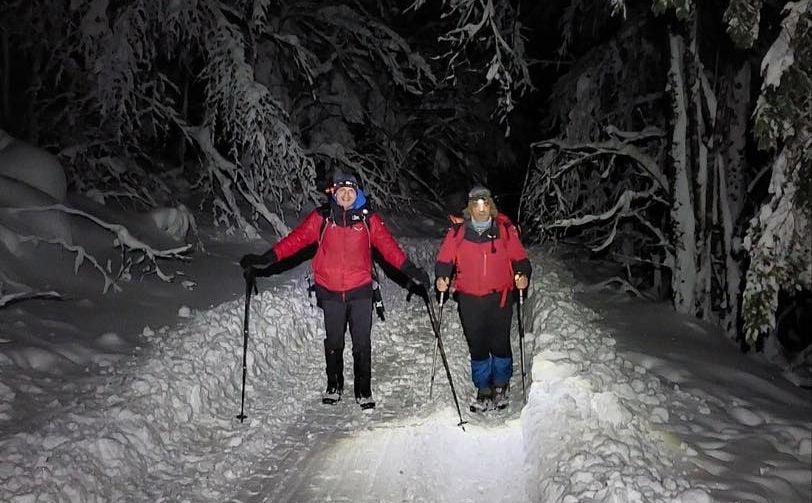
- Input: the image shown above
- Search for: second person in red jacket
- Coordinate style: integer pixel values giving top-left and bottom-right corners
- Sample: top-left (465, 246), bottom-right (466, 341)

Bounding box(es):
top-left (434, 185), bottom-right (531, 412)
top-left (240, 170), bottom-right (430, 410)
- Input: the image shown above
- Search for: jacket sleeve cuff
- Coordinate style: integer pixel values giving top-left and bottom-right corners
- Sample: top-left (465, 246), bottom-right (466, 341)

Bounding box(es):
top-left (263, 249), bottom-right (279, 265)
top-left (435, 261), bottom-right (454, 279)
top-left (513, 258), bottom-right (531, 278)
top-left (401, 259), bottom-right (419, 276)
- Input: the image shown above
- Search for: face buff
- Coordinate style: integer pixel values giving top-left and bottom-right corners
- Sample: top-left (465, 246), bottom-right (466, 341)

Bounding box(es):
top-left (471, 217), bottom-right (492, 234)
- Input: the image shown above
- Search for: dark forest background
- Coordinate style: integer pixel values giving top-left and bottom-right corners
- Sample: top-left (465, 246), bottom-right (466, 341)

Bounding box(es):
top-left (0, 0), bottom-right (809, 363)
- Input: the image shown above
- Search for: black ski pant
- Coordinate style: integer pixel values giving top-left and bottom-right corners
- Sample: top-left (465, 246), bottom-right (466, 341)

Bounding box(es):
top-left (321, 296), bottom-right (374, 399)
top-left (457, 291), bottom-right (514, 389)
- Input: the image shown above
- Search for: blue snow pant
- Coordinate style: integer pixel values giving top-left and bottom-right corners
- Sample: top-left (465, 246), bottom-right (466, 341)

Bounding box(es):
top-left (457, 291), bottom-right (513, 390)
top-left (321, 295), bottom-right (373, 399)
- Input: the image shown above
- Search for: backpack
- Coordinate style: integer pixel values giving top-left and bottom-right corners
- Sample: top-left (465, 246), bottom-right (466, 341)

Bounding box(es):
top-left (449, 214), bottom-right (516, 252)
top-left (312, 203), bottom-right (385, 320)
top-left (317, 203), bottom-right (371, 247)
top-left (447, 215), bottom-right (520, 307)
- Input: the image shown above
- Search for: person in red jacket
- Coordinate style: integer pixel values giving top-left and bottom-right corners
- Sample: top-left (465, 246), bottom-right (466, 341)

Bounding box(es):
top-left (434, 185), bottom-right (531, 412)
top-left (240, 170), bottom-right (430, 410)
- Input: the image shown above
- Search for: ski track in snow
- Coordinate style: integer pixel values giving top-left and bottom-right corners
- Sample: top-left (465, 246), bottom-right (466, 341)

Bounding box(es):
top-left (0, 241), bottom-right (810, 502)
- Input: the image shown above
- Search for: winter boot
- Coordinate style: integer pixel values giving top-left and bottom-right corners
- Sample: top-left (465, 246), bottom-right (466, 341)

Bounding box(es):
top-left (322, 385), bottom-right (343, 405)
top-left (493, 383), bottom-right (510, 410)
top-left (352, 349), bottom-right (374, 410)
top-left (323, 347), bottom-right (344, 405)
top-left (469, 387), bottom-right (493, 413)
top-left (356, 395), bottom-right (376, 411)
top-left (353, 349), bottom-right (372, 399)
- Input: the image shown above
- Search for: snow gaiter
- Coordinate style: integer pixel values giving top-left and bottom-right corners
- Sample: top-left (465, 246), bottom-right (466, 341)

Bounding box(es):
top-left (353, 349), bottom-right (372, 399)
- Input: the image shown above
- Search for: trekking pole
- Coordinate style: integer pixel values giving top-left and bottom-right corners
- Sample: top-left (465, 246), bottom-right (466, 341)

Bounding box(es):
top-left (236, 273), bottom-right (258, 423)
top-left (420, 285), bottom-right (467, 430)
top-left (517, 287), bottom-right (527, 404)
top-left (428, 290), bottom-right (445, 399)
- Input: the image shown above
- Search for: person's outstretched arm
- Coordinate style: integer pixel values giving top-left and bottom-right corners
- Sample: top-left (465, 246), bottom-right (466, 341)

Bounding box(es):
top-left (240, 209), bottom-right (322, 275)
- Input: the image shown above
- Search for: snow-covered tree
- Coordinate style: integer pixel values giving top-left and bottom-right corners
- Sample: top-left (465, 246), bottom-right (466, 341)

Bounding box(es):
top-left (0, 2), bottom-right (451, 234)
top-left (408, 0), bottom-right (534, 131)
top-left (740, 1), bottom-right (812, 344)
top-left (513, 0), bottom-right (811, 350)
top-left (3, 0), bottom-right (809, 352)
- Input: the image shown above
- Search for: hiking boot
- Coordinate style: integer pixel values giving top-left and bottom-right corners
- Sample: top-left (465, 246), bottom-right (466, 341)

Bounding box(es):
top-left (493, 384), bottom-right (510, 410)
top-left (356, 395), bottom-right (376, 411)
top-left (469, 387), bottom-right (492, 413)
top-left (322, 385), bottom-right (342, 405)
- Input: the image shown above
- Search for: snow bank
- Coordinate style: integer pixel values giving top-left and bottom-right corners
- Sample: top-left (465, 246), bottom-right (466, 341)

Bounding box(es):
top-left (0, 278), bottom-right (324, 502)
top-left (521, 253), bottom-right (708, 502)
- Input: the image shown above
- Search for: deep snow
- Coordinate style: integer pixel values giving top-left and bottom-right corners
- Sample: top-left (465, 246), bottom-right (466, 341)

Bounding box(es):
top-left (0, 223), bottom-right (810, 502)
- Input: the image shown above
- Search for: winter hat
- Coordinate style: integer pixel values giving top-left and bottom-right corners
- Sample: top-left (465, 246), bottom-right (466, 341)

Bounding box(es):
top-left (330, 169), bottom-right (367, 210)
top-left (468, 185), bottom-right (492, 200)
top-left (332, 169), bottom-right (359, 189)
top-left (463, 184), bottom-right (498, 219)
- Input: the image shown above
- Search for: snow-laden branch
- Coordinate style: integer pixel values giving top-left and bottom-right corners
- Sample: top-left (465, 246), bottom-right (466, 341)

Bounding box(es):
top-left (753, 1), bottom-right (811, 147)
top-left (531, 137), bottom-right (669, 192)
top-left (16, 234), bottom-right (121, 294)
top-left (742, 133), bottom-right (812, 344)
top-left (521, 126), bottom-right (670, 278)
top-left (0, 287), bottom-right (61, 308)
top-left (549, 187), bottom-right (656, 228)
top-left (192, 126), bottom-right (288, 238)
top-left (8, 205), bottom-right (191, 260)
top-left (432, 0), bottom-right (534, 125)
top-left (6, 204), bottom-right (191, 293)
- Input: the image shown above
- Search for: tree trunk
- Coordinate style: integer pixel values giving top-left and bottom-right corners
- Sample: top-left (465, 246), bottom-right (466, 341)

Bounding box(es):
top-left (689, 15), bottom-right (713, 319)
top-left (667, 31), bottom-right (698, 314)
top-left (716, 61), bottom-right (751, 338)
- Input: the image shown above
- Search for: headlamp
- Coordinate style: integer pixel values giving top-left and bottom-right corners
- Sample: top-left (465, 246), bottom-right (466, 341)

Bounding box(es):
top-left (469, 197), bottom-right (490, 210)
top-left (333, 180), bottom-right (357, 190)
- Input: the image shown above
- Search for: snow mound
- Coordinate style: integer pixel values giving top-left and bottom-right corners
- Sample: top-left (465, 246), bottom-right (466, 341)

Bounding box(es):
top-left (0, 280), bottom-right (323, 501)
top-left (521, 261), bottom-right (699, 502)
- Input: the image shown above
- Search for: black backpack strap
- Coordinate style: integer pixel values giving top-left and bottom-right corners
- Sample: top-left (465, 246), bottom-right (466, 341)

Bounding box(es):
top-left (317, 204), bottom-right (332, 246)
top-left (451, 222), bottom-right (464, 239)
top-left (317, 204), bottom-right (372, 248)
top-left (502, 220), bottom-right (512, 242)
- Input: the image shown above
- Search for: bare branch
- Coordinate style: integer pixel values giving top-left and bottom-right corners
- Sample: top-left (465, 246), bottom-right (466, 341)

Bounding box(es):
top-left (0, 287), bottom-right (61, 308)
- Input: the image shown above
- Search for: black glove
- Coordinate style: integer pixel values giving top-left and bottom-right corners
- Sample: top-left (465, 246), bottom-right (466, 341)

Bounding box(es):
top-left (240, 251), bottom-right (276, 277)
top-left (402, 260), bottom-right (430, 288)
top-left (240, 253), bottom-right (265, 269)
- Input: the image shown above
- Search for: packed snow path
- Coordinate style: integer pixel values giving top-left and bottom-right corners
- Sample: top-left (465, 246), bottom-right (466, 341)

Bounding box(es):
top-left (1, 241), bottom-right (810, 502)
top-left (227, 241), bottom-right (530, 502)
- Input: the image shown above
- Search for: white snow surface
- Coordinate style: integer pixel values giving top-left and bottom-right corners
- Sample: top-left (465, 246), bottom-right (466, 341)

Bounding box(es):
top-left (1, 237), bottom-right (810, 502)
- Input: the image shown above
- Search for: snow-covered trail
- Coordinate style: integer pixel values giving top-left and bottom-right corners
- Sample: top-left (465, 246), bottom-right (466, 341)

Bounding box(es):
top-left (1, 239), bottom-right (534, 502)
top-left (241, 412), bottom-right (525, 503)
top-left (229, 254), bottom-right (530, 503)
top-left (2, 239), bottom-right (809, 502)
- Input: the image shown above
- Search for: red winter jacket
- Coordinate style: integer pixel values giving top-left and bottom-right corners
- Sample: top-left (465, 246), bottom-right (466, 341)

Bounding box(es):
top-left (435, 214), bottom-right (531, 302)
top-left (271, 206), bottom-right (407, 294)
